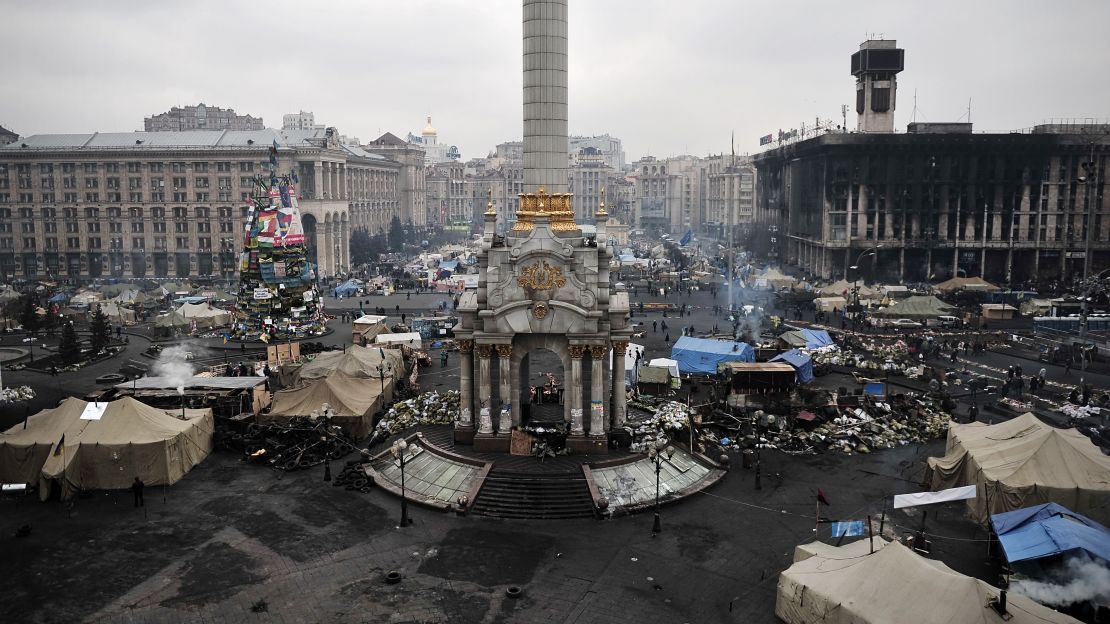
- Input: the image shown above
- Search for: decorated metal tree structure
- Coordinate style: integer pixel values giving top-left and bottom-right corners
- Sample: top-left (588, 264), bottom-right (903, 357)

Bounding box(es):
top-left (233, 142), bottom-right (324, 342)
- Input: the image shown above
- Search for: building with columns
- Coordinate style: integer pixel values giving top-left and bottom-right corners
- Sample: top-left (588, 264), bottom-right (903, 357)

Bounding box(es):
top-left (425, 162), bottom-right (471, 226)
top-left (704, 155), bottom-right (756, 241)
top-left (365, 132), bottom-right (427, 227)
top-left (0, 127), bottom-right (400, 281)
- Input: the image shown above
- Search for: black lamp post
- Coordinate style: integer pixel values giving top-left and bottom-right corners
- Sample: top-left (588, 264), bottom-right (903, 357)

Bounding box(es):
top-left (648, 439), bottom-right (675, 536)
top-left (322, 407), bottom-right (334, 482)
top-left (848, 245), bottom-right (881, 328)
top-left (391, 438), bottom-right (411, 527)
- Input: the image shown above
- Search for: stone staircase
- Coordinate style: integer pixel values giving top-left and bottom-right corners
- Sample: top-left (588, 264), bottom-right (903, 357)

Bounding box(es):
top-left (470, 468), bottom-right (596, 519)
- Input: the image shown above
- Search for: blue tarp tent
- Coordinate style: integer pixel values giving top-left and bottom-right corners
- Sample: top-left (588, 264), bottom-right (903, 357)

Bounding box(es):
top-left (334, 279), bottom-right (361, 297)
top-left (48, 293), bottom-right (69, 303)
top-left (770, 349), bottom-right (814, 384)
top-left (991, 503), bottom-right (1110, 566)
top-left (439, 260), bottom-right (459, 272)
top-left (670, 336), bottom-right (754, 375)
top-left (801, 329), bottom-right (834, 349)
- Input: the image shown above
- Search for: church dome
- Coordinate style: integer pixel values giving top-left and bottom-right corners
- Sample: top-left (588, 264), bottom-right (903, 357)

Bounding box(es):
top-left (422, 115), bottom-right (437, 136)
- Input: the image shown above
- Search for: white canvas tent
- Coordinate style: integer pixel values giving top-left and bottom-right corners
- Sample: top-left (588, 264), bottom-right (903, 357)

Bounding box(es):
top-left (926, 413), bottom-right (1110, 525)
top-left (0, 397), bottom-right (212, 501)
top-left (777, 540), bottom-right (1079, 624)
top-left (99, 302), bottom-right (136, 324)
top-left (375, 332), bottom-right (422, 349)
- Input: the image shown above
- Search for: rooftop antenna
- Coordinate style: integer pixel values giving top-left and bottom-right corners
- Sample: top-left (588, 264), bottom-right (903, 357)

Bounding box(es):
top-left (911, 89), bottom-right (918, 123)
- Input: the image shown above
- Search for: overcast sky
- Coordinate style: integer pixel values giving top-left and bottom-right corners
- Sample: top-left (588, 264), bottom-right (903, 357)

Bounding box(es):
top-left (3, 0), bottom-right (1108, 162)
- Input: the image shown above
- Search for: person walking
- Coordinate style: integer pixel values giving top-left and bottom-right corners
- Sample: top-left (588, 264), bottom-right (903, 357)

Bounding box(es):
top-left (661, 320), bottom-right (668, 333)
top-left (441, 350), bottom-right (448, 368)
top-left (652, 320), bottom-right (658, 333)
top-left (1066, 358), bottom-right (1072, 376)
top-left (132, 477), bottom-right (145, 508)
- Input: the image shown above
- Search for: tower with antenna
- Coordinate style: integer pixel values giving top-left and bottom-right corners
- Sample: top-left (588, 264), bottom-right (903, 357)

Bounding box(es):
top-left (851, 39), bottom-right (904, 132)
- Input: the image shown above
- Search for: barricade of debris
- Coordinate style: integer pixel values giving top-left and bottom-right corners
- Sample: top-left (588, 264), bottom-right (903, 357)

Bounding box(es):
top-left (624, 400), bottom-right (692, 452)
top-left (809, 339), bottom-right (912, 374)
top-left (696, 391), bottom-right (952, 457)
top-left (216, 413), bottom-right (357, 471)
top-left (368, 390), bottom-right (460, 446)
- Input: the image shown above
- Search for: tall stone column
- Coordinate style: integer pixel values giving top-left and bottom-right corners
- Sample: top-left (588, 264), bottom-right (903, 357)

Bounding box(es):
top-left (476, 344), bottom-right (493, 434)
top-left (340, 219), bottom-right (349, 271)
top-left (589, 344), bottom-right (607, 436)
top-left (611, 340), bottom-right (628, 429)
top-left (321, 219), bottom-right (333, 278)
top-left (496, 344), bottom-right (513, 434)
top-left (523, 0), bottom-right (568, 194)
top-left (457, 340), bottom-right (474, 426)
top-left (568, 345), bottom-right (585, 434)
top-left (313, 162), bottom-right (323, 199)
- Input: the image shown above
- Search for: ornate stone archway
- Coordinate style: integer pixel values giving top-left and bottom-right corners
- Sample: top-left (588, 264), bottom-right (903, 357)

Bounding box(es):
top-left (454, 190), bottom-right (631, 454)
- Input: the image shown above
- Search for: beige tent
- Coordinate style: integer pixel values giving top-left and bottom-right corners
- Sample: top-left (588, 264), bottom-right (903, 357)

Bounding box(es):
top-left (293, 345), bottom-right (404, 384)
top-left (100, 302), bottom-right (136, 324)
top-left (871, 295), bottom-right (956, 319)
top-left (813, 296), bottom-right (848, 313)
top-left (934, 276), bottom-right (1000, 293)
top-left (926, 413), bottom-right (1110, 525)
top-left (819, 279), bottom-right (879, 298)
top-left (777, 540), bottom-right (1079, 624)
top-left (176, 302), bottom-right (232, 327)
top-left (265, 372), bottom-right (391, 438)
top-left (0, 397), bottom-right (212, 501)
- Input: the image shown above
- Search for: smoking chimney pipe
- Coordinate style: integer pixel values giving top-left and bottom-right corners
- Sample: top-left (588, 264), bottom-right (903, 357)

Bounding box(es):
top-left (990, 590), bottom-right (1009, 618)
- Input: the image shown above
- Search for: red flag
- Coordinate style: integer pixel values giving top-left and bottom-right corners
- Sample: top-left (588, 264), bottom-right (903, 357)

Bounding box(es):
top-left (817, 489), bottom-right (831, 506)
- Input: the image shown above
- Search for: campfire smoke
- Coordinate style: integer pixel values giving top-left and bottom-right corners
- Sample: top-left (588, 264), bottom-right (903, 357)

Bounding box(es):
top-left (1010, 554), bottom-right (1110, 608)
top-left (153, 344), bottom-right (194, 396)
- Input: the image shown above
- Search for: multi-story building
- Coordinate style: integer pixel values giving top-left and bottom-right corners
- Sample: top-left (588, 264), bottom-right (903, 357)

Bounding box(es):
top-left (0, 127), bottom-right (401, 281)
top-left (425, 162), bottom-right (470, 226)
top-left (366, 132), bottom-right (427, 227)
top-left (0, 125), bottom-right (17, 146)
top-left (568, 149), bottom-right (615, 222)
top-left (467, 164), bottom-right (524, 231)
top-left (754, 121), bottom-right (1110, 283)
top-left (633, 156), bottom-right (682, 234)
top-left (144, 104), bottom-right (263, 132)
top-left (569, 134), bottom-right (625, 171)
top-left (754, 39), bottom-right (1110, 284)
top-left (705, 155), bottom-right (756, 242)
top-left (283, 111), bottom-right (324, 131)
top-left (407, 117), bottom-right (460, 165)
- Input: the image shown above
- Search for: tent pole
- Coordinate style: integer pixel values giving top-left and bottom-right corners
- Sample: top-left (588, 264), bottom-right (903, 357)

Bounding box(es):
top-left (868, 514), bottom-right (874, 553)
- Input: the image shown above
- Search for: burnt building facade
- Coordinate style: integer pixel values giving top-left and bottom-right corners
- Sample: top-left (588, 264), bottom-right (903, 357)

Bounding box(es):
top-left (753, 122), bottom-right (1110, 284)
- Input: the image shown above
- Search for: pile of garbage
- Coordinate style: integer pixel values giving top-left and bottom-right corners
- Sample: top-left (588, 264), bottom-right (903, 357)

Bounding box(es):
top-left (217, 414), bottom-right (356, 471)
top-left (1061, 402), bottom-right (1102, 421)
top-left (704, 394), bottom-right (952, 456)
top-left (810, 340), bottom-right (912, 374)
top-left (0, 386), bottom-right (35, 402)
top-left (374, 390), bottom-right (460, 436)
top-left (625, 401), bottom-right (692, 453)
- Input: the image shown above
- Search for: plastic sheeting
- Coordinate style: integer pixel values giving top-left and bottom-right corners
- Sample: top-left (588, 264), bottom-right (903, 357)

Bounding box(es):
top-left (992, 503), bottom-right (1110, 565)
top-left (770, 349), bottom-right (813, 384)
top-left (670, 336), bottom-right (754, 374)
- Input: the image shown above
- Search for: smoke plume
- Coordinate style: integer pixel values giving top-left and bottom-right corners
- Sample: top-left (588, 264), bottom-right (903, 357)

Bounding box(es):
top-left (1010, 554), bottom-right (1110, 607)
top-left (153, 343), bottom-right (195, 396)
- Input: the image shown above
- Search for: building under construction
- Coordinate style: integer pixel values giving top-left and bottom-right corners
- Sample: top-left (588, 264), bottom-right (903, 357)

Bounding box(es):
top-left (753, 39), bottom-right (1109, 284)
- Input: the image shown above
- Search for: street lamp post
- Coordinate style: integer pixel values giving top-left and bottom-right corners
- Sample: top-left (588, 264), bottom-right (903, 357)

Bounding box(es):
top-left (322, 407), bottom-right (334, 482)
top-left (648, 438), bottom-right (675, 536)
top-left (848, 245), bottom-right (881, 328)
top-left (1078, 267), bottom-right (1110, 370)
top-left (390, 438), bottom-right (411, 527)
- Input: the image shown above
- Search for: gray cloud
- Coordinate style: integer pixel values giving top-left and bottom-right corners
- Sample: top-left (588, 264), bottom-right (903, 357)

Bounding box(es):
top-left (2, 0), bottom-right (1108, 161)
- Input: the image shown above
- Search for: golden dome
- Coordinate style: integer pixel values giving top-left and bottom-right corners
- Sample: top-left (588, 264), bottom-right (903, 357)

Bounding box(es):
top-left (421, 115), bottom-right (436, 136)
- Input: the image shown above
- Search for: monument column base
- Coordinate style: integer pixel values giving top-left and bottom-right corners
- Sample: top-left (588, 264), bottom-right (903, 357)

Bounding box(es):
top-left (473, 431), bottom-right (512, 453)
top-left (567, 434), bottom-right (608, 455)
top-left (454, 425), bottom-right (476, 445)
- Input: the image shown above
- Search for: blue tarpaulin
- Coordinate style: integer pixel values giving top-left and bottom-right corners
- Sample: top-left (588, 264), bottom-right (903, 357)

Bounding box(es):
top-left (439, 260), bottom-right (459, 272)
top-left (334, 279), bottom-right (361, 297)
top-left (991, 503), bottom-right (1110, 565)
top-left (670, 336), bottom-right (754, 375)
top-left (770, 349), bottom-right (814, 384)
top-left (801, 329), bottom-right (834, 349)
top-left (48, 293), bottom-right (69, 303)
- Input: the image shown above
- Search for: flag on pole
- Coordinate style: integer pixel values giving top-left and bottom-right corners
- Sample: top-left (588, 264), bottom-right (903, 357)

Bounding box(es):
top-left (680, 230), bottom-right (693, 246)
top-left (759, 134), bottom-right (774, 146)
top-left (817, 489), bottom-right (831, 506)
top-left (54, 434), bottom-right (65, 456)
